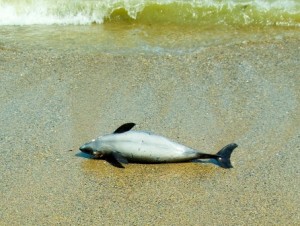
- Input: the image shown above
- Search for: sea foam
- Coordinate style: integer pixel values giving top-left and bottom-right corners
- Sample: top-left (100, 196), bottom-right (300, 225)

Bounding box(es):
top-left (0, 0), bottom-right (299, 26)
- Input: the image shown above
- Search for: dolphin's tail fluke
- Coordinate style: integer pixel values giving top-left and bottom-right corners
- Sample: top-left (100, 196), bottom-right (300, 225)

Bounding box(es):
top-left (195, 143), bottom-right (238, 168)
top-left (214, 143), bottom-right (238, 168)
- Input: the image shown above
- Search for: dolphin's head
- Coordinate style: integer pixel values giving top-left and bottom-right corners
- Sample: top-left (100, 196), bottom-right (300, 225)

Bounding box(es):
top-left (79, 139), bottom-right (105, 158)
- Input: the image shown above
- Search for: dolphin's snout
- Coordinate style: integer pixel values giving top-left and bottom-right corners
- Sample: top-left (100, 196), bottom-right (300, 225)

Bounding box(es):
top-left (79, 143), bottom-right (93, 155)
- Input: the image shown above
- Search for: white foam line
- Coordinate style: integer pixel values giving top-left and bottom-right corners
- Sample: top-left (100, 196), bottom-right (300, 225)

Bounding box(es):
top-left (0, 0), bottom-right (299, 25)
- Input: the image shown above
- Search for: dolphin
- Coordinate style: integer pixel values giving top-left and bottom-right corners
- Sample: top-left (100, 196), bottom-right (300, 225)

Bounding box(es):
top-left (79, 123), bottom-right (238, 168)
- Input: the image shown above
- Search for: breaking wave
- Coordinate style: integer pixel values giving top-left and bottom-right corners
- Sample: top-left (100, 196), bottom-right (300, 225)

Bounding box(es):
top-left (0, 0), bottom-right (299, 26)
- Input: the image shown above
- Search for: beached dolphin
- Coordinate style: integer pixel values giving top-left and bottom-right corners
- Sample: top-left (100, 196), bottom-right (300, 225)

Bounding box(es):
top-left (79, 123), bottom-right (238, 168)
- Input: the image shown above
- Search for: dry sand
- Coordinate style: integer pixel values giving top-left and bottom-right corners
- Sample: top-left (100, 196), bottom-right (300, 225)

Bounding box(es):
top-left (0, 37), bottom-right (299, 225)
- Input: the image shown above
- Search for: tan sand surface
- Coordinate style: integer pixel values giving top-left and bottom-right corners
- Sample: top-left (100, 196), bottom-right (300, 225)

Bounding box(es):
top-left (0, 37), bottom-right (299, 225)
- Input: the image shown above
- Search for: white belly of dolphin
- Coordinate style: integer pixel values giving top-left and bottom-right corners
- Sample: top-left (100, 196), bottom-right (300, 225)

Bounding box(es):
top-left (100, 131), bottom-right (198, 162)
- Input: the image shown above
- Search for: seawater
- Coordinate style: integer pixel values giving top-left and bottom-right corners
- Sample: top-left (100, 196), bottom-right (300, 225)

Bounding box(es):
top-left (0, 0), bottom-right (299, 26)
top-left (0, 0), bottom-right (299, 54)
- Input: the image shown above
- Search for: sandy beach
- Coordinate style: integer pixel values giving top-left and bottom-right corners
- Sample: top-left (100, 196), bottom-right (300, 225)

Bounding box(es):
top-left (1, 34), bottom-right (299, 225)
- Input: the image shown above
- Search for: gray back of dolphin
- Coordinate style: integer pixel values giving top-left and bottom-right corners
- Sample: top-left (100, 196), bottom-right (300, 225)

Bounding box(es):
top-left (79, 123), bottom-right (238, 168)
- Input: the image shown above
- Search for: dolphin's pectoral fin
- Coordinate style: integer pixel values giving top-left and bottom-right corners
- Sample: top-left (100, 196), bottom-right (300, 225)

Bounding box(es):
top-left (105, 156), bottom-right (125, 168)
top-left (113, 123), bottom-right (136, 133)
top-left (105, 152), bottom-right (128, 168)
top-left (112, 151), bottom-right (128, 164)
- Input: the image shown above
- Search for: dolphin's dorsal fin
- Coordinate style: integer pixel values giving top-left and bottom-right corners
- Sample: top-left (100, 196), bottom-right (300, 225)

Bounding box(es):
top-left (113, 123), bottom-right (136, 133)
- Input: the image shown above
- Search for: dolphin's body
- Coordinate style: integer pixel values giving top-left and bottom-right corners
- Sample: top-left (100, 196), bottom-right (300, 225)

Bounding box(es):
top-left (79, 123), bottom-right (238, 168)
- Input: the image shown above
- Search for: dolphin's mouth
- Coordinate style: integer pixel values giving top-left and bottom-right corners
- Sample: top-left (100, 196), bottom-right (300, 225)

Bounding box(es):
top-left (93, 152), bottom-right (104, 159)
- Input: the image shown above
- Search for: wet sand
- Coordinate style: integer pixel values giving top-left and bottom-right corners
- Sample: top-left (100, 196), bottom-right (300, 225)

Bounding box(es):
top-left (1, 36), bottom-right (299, 225)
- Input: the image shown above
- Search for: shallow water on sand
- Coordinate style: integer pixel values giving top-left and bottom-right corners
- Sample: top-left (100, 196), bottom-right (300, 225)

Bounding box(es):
top-left (1, 24), bottom-right (299, 54)
top-left (1, 33), bottom-right (299, 224)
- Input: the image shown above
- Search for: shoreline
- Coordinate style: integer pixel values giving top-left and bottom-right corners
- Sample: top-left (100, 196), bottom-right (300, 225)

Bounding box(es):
top-left (1, 24), bottom-right (300, 55)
